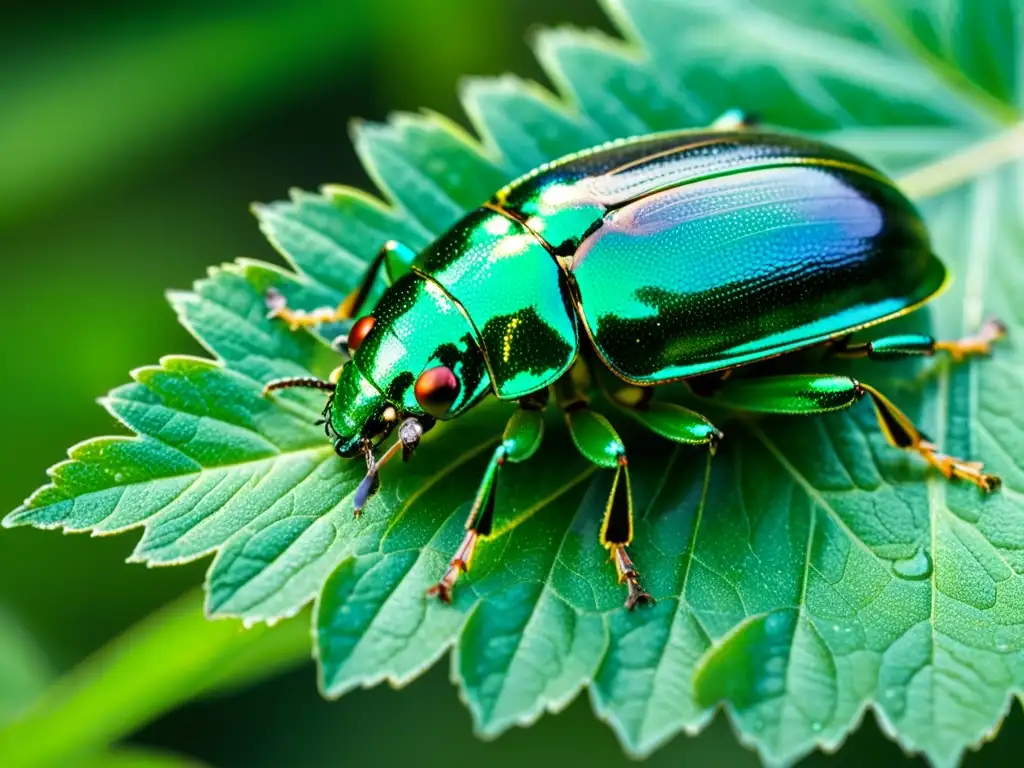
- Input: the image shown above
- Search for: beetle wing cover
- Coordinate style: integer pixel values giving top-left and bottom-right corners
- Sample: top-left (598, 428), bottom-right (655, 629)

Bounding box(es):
top-left (570, 164), bottom-right (947, 383)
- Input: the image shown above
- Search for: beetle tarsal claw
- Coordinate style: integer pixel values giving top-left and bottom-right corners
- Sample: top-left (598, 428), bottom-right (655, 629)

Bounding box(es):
top-left (934, 318), bottom-right (1008, 361)
top-left (427, 530), bottom-right (478, 603)
top-left (611, 545), bottom-right (654, 610)
top-left (917, 441), bottom-right (1001, 491)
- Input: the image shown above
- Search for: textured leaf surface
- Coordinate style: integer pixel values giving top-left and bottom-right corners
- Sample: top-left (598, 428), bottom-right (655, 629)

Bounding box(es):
top-left (5, 0), bottom-right (1024, 764)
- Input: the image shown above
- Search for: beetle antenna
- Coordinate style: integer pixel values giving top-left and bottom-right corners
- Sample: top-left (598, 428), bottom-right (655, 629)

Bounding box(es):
top-left (262, 377), bottom-right (335, 397)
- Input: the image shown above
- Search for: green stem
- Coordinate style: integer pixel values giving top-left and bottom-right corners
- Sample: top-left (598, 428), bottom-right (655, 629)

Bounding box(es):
top-left (898, 123), bottom-right (1024, 201)
top-left (0, 589), bottom-right (311, 767)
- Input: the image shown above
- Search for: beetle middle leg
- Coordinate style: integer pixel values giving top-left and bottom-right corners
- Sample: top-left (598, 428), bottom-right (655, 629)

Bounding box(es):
top-left (553, 368), bottom-right (654, 609)
top-left (707, 373), bottom-right (1000, 491)
top-left (266, 239), bottom-right (417, 331)
top-left (427, 394), bottom-right (547, 603)
top-left (829, 318), bottom-right (1007, 362)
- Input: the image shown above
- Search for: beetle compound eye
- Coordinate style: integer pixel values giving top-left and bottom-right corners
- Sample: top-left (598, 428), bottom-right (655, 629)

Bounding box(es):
top-left (347, 316), bottom-right (376, 356)
top-left (414, 366), bottom-right (460, 418)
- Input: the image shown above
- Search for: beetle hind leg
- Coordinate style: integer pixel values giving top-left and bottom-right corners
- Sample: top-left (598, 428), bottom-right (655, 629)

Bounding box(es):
top-left (706, 373), bottom-right (1000, 492)
top-left (831, 318), bottom-right (1007, 362)
top-left (934, 318), bottom-right (1007, 361)
top-left (859, 382), bottom-right (1000, 491)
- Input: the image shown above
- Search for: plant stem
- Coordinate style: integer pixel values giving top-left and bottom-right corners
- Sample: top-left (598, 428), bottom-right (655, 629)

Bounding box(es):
top-left (0, 589), bottom-right (311, 767)
top-left (899, 123), bottom-right (1024, 201)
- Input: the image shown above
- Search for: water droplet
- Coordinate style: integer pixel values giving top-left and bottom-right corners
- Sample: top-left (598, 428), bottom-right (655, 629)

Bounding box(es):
top-left (764, 610), bottom-right (791, 634)
top-left (810, 721), bottom-right (824, 733)
top-left (114, 472), bottom-right (125, 484)
top-left (892, 548), bottom-right (932, 580)
top-left (995, 642), bottom-right (1010, 653)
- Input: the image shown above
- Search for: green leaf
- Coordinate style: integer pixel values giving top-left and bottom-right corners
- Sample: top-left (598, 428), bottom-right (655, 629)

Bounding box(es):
top-left (5, 0), bottom-right (1024, 765)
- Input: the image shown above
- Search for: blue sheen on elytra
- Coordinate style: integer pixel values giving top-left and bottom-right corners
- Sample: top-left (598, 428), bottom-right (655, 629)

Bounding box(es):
top-left (569, 164), bottom-right (945, 382)
top-left (494, 130), bottom-right (875, 254)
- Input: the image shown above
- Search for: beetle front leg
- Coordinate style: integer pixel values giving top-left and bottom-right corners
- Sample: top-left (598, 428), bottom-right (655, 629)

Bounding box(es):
top-left (427, 398), bottom-right (546, 603)
top-left (707, 373), bottom-right (1000, 491)
top-left (830, 318), bottom-right (1007, 362)
top-left (266, 239), bottom-right (417, 331)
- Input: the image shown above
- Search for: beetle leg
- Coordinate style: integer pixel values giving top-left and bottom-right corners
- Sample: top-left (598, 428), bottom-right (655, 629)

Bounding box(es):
top-left (427, 398), bottom-right (546, 603)
top-left (858, 383), bottom-right (1000, 491)
top-left (706, 373), bottom-right (1001, 491)
top-left (266, 240), bottom-right (417, 331)
top-left (934, 318), bottom-right (1007, 361)
top-left (830, 318), bottom-right (1006, 362)
top-left (710, 108), bottom-right (759, 130)
top-left (607, 384), bottom-right (725, 453)
top-left (563, 402), bottom-right (653, 610)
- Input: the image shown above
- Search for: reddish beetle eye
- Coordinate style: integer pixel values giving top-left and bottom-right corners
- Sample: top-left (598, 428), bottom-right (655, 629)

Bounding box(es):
top-left (347, 316), bottom-right (376, 356)
top-left (414, 366), bottom-right (460, 418)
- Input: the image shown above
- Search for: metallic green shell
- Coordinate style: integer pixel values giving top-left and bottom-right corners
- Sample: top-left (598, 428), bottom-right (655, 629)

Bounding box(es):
top-left (495, 130), bottom-right (946, 384)
top-left (412, 207), bottom-right (577, 399)
top-left (356, 129), bottom-right (946, 411)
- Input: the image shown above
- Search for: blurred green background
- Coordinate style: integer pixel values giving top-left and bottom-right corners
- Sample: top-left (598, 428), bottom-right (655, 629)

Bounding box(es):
top-left (1, 1), bottom-right (1021, 765)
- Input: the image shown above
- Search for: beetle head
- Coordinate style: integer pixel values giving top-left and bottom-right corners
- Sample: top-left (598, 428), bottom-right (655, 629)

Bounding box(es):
top-left (267, 273), bottom-right (492, 510)
top-left (323, 361), bottom-right (399, 457)
top-left (345, 273), bottom-right (492, 426)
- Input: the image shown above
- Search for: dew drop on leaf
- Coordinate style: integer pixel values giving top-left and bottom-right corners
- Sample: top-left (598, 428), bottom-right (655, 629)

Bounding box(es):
top-left (891, 548), bottom-right (932, 581)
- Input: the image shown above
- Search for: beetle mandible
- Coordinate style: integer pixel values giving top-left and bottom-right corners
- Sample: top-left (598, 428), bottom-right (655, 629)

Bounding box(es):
top-left (263, 112), bottom-right (1006, 609)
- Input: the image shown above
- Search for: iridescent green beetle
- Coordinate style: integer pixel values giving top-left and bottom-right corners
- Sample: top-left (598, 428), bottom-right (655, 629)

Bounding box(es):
top-left (264, 113), bottom-right (1005, 609)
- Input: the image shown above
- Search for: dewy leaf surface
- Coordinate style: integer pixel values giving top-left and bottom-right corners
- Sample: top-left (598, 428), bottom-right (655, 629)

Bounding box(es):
top-left (5, 0), bottom-right (1024, 764)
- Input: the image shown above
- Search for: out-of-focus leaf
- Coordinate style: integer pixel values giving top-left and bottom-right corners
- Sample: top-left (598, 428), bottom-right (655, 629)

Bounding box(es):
top-left (80, 746), bottom-right (211, 768)
top-left (0, 0), bottom-right (372, 228)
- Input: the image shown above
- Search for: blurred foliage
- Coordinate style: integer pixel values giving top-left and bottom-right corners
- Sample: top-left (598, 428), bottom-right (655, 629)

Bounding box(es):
top-left (2, 1), bottom-right (1023, 767)
top-left (0, 610), bottom-right (50, 727)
